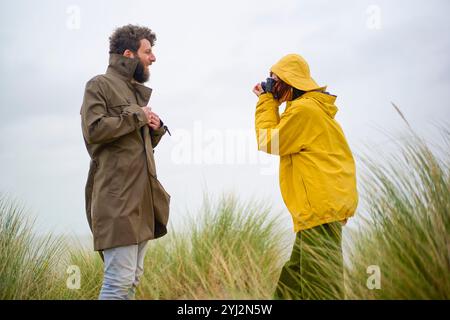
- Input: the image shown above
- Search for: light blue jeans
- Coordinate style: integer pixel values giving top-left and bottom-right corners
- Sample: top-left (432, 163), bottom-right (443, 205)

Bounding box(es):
top-left (99, 240), bottom-right (149, 300)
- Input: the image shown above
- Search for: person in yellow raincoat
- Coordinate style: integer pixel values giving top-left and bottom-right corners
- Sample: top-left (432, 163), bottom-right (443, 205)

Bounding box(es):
top-left (253, 54), bottom-right (358, 299)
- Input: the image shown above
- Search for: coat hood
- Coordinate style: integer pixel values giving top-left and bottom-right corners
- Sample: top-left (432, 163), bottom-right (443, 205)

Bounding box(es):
top-left (106, 53), bottom-right (139, 80)
top-left (271, 54), bottom-right (326, 92)
top-left (106, 53), bottom-right (153, 104)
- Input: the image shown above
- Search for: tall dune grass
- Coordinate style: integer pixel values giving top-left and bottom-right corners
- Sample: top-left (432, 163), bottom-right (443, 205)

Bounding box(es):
top-left (138, 194), bottom-right (285, 299)
top-left (0, 195), bottom-right (65, 299)
top-left (345, 127), bottom-right (450, 299)
top-left (0, 194), bottom-right (285, 299)
top-left (0, 126), bottom-right (448, 299)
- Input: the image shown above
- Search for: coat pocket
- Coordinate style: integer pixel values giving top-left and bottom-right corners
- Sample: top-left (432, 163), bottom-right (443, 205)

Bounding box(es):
top-left (149, 175), bottom-right (171, 239)
top-left (107, 156), bottom-right (125, 196)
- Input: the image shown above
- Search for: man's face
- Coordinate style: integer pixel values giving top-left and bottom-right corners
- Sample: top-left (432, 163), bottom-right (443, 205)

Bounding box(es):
top-left (132, 39), bottom-right (156, 83)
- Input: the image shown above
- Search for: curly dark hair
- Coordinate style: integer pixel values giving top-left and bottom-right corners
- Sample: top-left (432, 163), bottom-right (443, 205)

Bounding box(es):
top-left (109, 24), bottom-right (156, 54)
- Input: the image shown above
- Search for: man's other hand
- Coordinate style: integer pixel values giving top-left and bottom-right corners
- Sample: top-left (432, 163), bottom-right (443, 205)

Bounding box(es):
top-left (142, 106), bottom-right (161, 130)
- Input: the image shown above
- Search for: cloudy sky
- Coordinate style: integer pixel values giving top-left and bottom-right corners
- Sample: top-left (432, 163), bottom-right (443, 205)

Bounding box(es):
top-left (0, 0), bottom-right (449, 239)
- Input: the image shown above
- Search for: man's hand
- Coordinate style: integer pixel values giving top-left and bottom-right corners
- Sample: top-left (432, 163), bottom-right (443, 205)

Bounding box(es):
top-left (141, 106), bottom-right (161, 130)
top-left (148, 111), bottom-right (161, 130)
top-left (252, 83), bottom-right (264, 97)
top-left (142, 106), bottom-right (152, 122)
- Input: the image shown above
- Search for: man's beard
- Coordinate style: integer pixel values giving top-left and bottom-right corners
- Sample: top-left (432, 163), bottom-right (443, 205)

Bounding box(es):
top-left (133, 58), bottom-right (150, 83)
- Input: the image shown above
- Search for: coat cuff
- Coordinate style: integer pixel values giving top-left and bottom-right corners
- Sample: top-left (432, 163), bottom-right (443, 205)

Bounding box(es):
top-left (257, 92), bottom-right (277, 105)
top-left (151, 119), bottom-right (171, 136)
top-left (124, 104), bottom-right (148, 128)
top-left (151, 123), bottom-right (166, 136)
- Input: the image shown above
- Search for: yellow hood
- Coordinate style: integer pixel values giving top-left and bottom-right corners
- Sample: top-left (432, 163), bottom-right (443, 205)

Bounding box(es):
top-left (270, 53), bottom-right (326, 92)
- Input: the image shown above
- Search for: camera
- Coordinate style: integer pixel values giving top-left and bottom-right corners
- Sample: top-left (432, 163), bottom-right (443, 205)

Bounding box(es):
top-left (261, 77), bottom-right (277, 93)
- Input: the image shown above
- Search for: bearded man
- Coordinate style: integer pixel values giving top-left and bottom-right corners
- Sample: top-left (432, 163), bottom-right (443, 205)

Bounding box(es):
top-left (80, 24), bottom-right (170, 300)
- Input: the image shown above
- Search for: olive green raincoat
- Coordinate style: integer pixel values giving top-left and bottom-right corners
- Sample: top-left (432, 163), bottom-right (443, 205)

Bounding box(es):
top-left (80, 53), bottom-right (170, 251)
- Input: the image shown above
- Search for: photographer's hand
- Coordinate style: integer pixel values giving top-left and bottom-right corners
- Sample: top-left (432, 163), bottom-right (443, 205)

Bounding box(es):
top-left (252, 83), bottom-right (264, 97)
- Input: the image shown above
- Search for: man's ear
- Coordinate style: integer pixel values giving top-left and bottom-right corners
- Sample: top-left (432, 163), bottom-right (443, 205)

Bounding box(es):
top-left (123, 49), bottom-right (135, 58)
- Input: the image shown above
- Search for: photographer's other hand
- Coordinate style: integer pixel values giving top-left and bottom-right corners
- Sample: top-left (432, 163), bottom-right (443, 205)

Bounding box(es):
top-left (253, 83), bottom-right (264, 97)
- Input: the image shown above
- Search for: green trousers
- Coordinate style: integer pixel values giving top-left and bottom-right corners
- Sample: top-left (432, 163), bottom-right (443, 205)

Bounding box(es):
top-left (274, 222), bottom-right (344, 300)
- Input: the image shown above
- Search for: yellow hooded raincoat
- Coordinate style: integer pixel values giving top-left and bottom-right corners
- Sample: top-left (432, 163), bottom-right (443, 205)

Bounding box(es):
top-left (255, 54), bottom-right (358, 232)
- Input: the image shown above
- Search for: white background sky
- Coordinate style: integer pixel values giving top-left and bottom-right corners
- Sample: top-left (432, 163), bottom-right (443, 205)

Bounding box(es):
top-left (0, 0), bottom-right (449, 240)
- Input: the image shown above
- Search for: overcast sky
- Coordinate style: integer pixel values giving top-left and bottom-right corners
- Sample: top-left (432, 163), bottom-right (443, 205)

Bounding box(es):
top-left (0, 0), bottom-right (449, 239)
